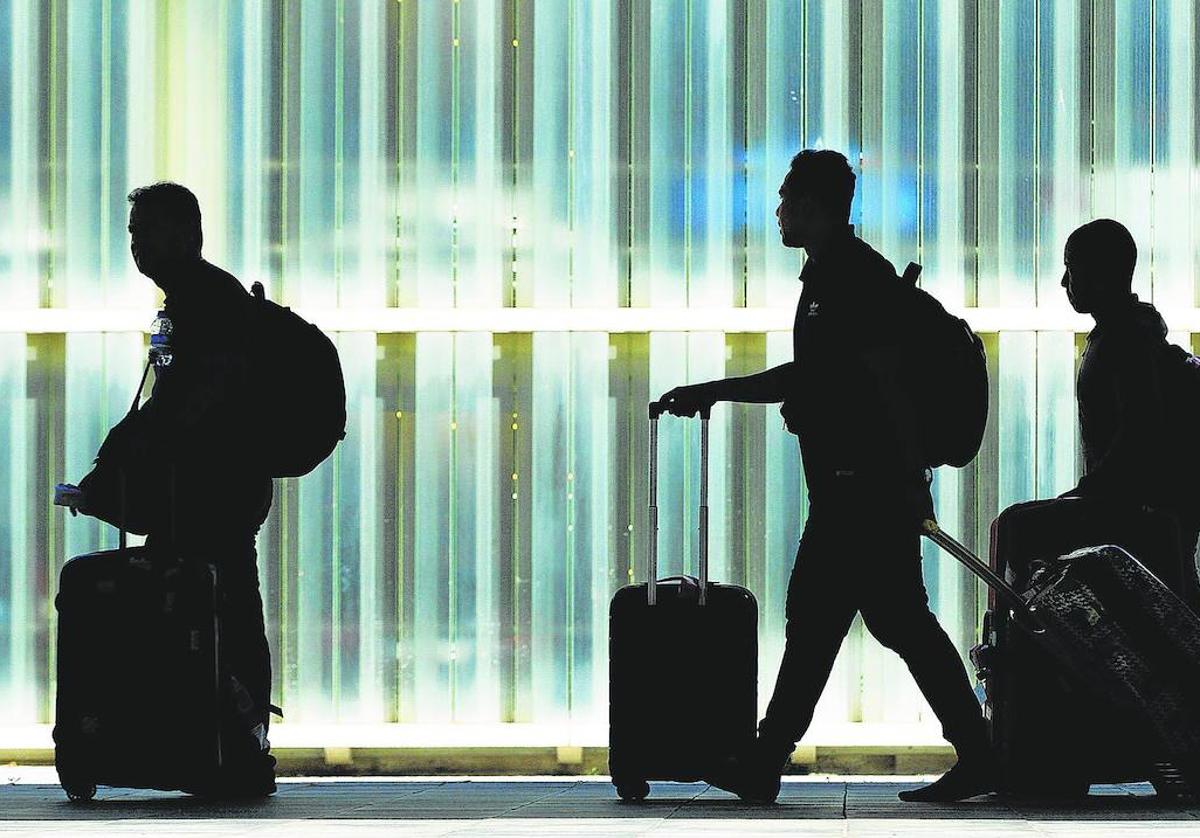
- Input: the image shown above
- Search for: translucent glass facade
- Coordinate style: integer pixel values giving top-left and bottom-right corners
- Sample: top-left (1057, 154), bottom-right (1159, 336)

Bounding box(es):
top-left (1, 1), bottom-right (1198, 740)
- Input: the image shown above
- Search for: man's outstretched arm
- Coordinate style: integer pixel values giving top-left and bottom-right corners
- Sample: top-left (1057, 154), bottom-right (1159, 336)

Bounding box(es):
top-left (656, 362), bottom-right (794, 417)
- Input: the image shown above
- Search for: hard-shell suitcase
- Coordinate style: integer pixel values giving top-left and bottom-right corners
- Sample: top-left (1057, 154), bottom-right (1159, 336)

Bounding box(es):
top-left (608, 403), bottom-right (758, 801)
top-left (53, 544), bottom-right (229, 799)
top-left (927, 518), bottom-right (1200, 798)
top-left (972, 498), bottom-right (1187, 796)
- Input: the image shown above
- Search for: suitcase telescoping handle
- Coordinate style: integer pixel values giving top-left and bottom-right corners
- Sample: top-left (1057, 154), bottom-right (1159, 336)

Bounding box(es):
top-left (921, 518), bottom-right (1043, 631)
top-left (647, 400), bottom-right (710, 607)
top-left (115, 361), bottom-right (154, 551)
top-left (112, 360), bottom-right (177, 550)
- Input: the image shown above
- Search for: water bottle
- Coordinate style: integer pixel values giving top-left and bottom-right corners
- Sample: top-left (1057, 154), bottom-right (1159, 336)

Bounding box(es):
top-left (149, 310), bottom-right (173, 367)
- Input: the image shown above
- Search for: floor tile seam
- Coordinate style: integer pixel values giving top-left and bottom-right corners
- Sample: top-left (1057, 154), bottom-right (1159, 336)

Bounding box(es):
top-left (661, 783), bottom-right (722, 821)
top-left (490, 779), bottom-right (583, 818)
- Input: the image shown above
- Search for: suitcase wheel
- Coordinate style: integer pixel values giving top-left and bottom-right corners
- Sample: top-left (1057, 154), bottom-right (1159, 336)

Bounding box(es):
top-left (63, 782), bottom-right (96, 803)
top-left (614, 779), bottom-right (649, 802)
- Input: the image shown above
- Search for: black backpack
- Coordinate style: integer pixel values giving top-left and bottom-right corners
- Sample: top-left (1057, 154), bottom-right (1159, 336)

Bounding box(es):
top-left (1159, 341), bottom-right (1200, 507)
top-left (248, 282), bottom-right (347, 477)
top-left (898, 263), bottom-right (989, 469)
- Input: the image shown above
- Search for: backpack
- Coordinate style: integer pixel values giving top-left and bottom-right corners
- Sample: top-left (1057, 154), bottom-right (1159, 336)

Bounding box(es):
top-left (247, 282), bottom-right (347, 477)
top-left (1158, 342), bottom-right (1200, 507)
top-left (898, 263), bottom-right (989, 469)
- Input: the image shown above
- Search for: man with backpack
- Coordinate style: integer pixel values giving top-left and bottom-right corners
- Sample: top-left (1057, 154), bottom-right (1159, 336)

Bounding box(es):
top-left (1060, 219), bottom-right (1200, 609)
top-left (77, 182), bottom-right (278, 794)
top-left (656, 149), bottom-right (995, 803)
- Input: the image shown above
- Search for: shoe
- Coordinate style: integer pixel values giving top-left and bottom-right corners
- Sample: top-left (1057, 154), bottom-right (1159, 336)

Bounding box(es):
top-left (897, 757), bottom-right (997, 802)
top-left (704, 739), bottom-right (794, 804)
top-left (192, 753), bottom-right (278, 800)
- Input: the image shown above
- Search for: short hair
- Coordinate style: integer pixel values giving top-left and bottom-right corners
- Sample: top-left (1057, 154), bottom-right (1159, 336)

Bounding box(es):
top-left (781, 149), bottom-right (856, 220)
top-left (127, 182), bottom-right (202, 238)
top-left (1066, 219), bottom-right (1137, 288)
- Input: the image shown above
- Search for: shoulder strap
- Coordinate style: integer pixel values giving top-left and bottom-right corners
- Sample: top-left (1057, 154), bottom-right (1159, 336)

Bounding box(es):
top-left (129, 360), bottom-right (152, 416)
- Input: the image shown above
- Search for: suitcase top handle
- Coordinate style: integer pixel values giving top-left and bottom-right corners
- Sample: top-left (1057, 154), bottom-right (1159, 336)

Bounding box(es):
top-left (649, 400), bottom-right (711, 421)
top-left (646, 400), bottom-right (710, 607)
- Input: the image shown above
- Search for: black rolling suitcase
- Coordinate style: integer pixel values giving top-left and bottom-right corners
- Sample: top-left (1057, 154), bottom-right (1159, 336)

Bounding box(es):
top-left (926, 517), bottom-right (1200, 798)
top-left (971, 497), bottom-right (1188, 796)
top-left (53, 541), bottom-right (230, 800)
top-left (608, 403), bottom-right (758, 801)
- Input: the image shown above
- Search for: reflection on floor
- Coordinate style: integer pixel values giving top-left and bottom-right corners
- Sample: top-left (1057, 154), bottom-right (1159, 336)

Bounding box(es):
top-left (0, 772), bottom-right (1198, 837)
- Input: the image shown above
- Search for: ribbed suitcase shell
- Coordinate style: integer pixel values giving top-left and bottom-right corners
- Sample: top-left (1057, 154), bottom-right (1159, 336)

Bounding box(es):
top-left (1026, 544), bottom-right (1200, 788)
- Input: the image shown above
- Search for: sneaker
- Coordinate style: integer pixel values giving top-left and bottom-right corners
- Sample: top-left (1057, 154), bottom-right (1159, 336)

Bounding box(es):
top-left (897, 756), bottom-right (997, 802)
top-left (190, 752), bottom-right (277, 800)
top-left (704, 739), bottom-right (794, 804)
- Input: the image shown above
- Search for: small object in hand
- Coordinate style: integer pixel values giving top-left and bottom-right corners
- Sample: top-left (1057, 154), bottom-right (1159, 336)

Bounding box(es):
top-left (54, 483), bottom-right (83, 516)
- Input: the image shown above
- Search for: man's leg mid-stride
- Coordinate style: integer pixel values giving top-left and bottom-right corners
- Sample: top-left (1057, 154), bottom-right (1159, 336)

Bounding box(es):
top-left (706, 511), bottom-right (858, 802)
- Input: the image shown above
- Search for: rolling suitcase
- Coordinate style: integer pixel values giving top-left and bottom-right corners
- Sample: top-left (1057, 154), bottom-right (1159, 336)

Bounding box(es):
top-left (608, 402), bottom-right (758, 801)
top-left (926, 517), bottom-right (1200, 798)
top-left (972, 497), bottom-right (1187, 796)
top-left (53, 541), bottom-right (231, 800)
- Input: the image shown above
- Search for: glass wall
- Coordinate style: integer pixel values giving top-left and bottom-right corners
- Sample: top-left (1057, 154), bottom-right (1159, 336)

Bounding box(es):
top-left (1, 0), bottom-right (1197, 738)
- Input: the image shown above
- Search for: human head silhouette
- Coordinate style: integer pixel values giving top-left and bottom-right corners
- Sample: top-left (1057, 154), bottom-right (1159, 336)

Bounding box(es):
top-left (127, 182), bottom-right (203, 291)
top-left (1061, 219), bottom-right (1137, 316)
top-left (776, 149), bottom-right (855, 250)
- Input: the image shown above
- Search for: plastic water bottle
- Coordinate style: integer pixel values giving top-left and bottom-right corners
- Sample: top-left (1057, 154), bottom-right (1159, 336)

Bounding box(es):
top-left (149, 310), bottom-right (173, 367)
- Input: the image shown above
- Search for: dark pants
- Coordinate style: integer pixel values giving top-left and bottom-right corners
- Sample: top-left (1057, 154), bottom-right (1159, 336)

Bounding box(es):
top-left (146, 532), bottom-right (272, 718)
top-left (758, 498), bottom-right (989, 759)
top-left (217, 542), bottom-right (272, 716)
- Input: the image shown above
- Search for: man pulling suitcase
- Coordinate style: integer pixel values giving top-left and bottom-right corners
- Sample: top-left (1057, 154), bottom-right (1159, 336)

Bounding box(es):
top-left (656, 149), bottom-right (994, 803)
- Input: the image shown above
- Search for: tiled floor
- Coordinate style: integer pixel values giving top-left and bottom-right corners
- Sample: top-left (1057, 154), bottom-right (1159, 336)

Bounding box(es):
top-left (1, 772), bottom-right (1199, 837)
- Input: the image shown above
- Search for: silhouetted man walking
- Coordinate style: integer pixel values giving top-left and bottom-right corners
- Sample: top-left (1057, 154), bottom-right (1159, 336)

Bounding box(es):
top-left (1061, 219), bottom-right (1200, 608)
top-left (656, 150), bottom-right (993, 803)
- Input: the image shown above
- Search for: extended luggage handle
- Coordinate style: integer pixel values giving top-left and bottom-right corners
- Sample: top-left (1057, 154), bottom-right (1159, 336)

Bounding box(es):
top-left (922, 518), bottom-right (1044, 632)
top-left (646, 400), bottom-right (711, 607)
top-left (115, 362), bottom-right (155, 552)
top-left (86, 359), bottom-right (175, 551)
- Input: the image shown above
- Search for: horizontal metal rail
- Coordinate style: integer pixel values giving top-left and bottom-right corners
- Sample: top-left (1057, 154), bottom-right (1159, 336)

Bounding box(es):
top-left (4, 306), bottom-right (1200, 334)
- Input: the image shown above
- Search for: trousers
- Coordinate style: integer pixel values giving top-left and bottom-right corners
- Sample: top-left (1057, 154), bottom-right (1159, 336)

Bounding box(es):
top-left (146, 531), bottom-right (272, 717)
top-left (758, 496), bottom-right (989, 758)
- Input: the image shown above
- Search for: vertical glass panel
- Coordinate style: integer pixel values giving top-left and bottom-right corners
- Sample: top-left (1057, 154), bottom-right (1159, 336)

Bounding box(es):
top-left (1150, 0), bottom-right (1194, 313)
top-left (1036, 332), bottom-right (1077, 498)
top-left (1111, 0), bottom-right (1153, 300)
top-left (744, 0), bottom-right (802, 310)
top-left (571, 333), bottom-right (610, 721)
top-left (645, 0), bottom-right (687, 310)
top-left (530, 332), bottom-right (569, 722)
top-left (1038, 0), bottom-right (1084, 306)
top-left (0, 336), bottom-right (32, 720)
top-left (412, 332), bottom-right (452, 721)
top-left (453, 332), bottom-right (498, 721)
